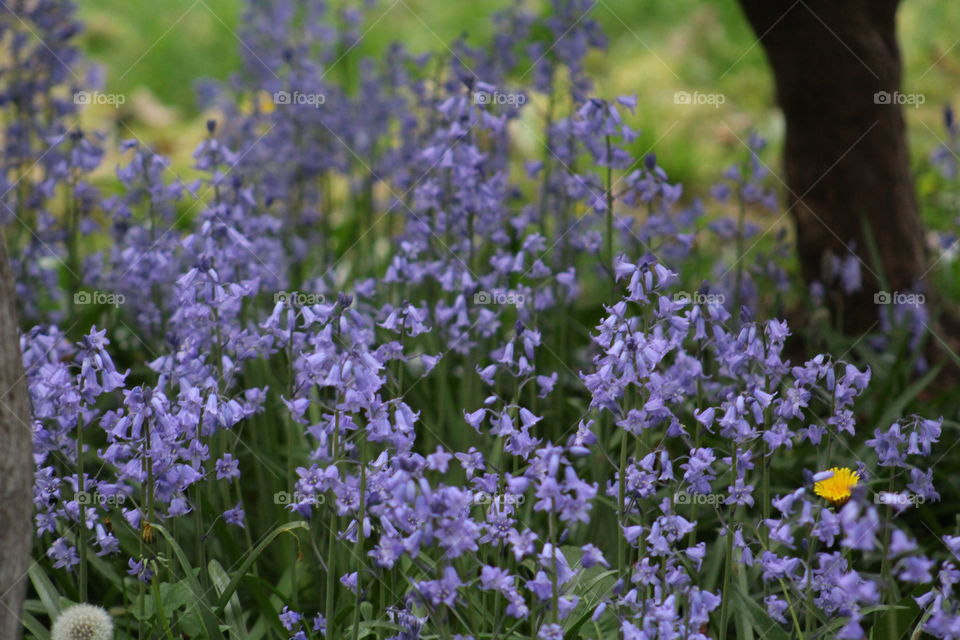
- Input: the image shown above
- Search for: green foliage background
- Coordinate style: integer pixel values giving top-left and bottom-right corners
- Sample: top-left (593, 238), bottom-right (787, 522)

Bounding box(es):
top-left (76, 0), bottom-right (960, 198)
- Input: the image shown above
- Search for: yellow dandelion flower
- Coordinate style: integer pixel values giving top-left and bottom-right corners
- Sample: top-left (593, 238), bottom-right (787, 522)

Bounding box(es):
top-left (814, 467), bottom-right (859, 506)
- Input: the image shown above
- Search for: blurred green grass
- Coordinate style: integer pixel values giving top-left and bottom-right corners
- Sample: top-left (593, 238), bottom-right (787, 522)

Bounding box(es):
top-left (76, 0), bottom-right (960, 212)
top-left (80, 0), bottom-right (242, 111)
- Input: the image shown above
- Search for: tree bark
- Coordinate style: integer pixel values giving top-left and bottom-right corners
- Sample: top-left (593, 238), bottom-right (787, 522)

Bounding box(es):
top-left (736, 0), bottom-right (927, 332)
top-left (0, 232), bottom-right (32, 640)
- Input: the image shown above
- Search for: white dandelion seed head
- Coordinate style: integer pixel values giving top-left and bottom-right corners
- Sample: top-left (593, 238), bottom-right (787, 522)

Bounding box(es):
top-left (51, 603), bottom-right (114, 640)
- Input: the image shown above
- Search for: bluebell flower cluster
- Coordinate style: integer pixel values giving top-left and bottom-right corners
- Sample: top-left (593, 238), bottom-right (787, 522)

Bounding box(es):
top-left (6, 1), bottom-right (956, 639)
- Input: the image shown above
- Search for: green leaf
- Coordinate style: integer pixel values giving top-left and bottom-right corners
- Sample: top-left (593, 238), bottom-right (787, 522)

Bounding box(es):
top-left (21, 610), bottom-right (51, 640)
top-left (827, 603), bottom-right (909, 638)
top-left (561, 546), bottom-right (616, 640)
top-left (355, 620), bottom-right (402, 639)
top-left (213, 520), bottom-right (308, 615)
top-left (360, 600), bottom-right (373, 620)
top-left (163, 580), bottom-right (197, 612)
top-left (86, 549), bottom-right (126, 592)
top-left (209, 559), bottom-right (247, 639)
top-left (563, 601), bottom-right (600, 640)
top-left (179, 603), bottom-right (207, 638)
top-left (132, 580), bottom-right (196, 621)
top-left (28, 565), bottom-right (62, 620)
top-left (22, 600), bottom-right (48, 615)
top-left (733, 564), bottom-right (755, 640)
top-left (730, 585), bottom-right (791, 640)
top-left (872, 363), bottom-right (942, 431)
top-left (130, 592), bottom-right (153, 621)
top-left (150, 523), bottom-right (226, 640)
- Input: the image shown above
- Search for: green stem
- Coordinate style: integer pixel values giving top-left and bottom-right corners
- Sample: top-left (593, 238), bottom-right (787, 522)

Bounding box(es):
top-left (549, 510), bottom-right (559, 624)
top-left (75, 411), bottom-right (87, 601)
top-left (351, 433), bottom-right (367, 640)
top-left (718, 445), bottom-right (738, 636)
top-left (605, 135), bottom-right (615, 298)
top-left (803, 513), bottom-right (820, 635)
top-left (326, 410), bottom-right (341, 640)
top-left (617, 430), bottom-right (628, 577)
top-left (195, 408), bottom-right (208, 589)
top-left (66, 166), bottom-right (80, 321)
top-left (881, 474), bottom-right (897, 640)
top-left (733, 186), bottom-right (746, 317)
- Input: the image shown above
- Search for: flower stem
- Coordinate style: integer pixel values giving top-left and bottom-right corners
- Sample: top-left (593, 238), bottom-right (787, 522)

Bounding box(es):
top-left (326, 410), bottom-right (341, 640)
top-left (880, 474), bottom-right (897, 640)
top-left (77, 418), bottom-right (87, 602)
top-left (351, 433), bottom-right (367, 640)
top-left (605, 135), bottom-right (615, 298)
top-left (718, 445), bottom-right (738, 636)
top-left (617, 429), bottom-right (627, 577)
top-left (549, 510), bottom-right (559, 624)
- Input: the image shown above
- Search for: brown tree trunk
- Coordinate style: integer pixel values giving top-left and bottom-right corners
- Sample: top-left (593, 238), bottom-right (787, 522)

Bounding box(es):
top-left (0, 233), bottom-right (32, 640)
top-left (737, 0), bottom-right (928, 332)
